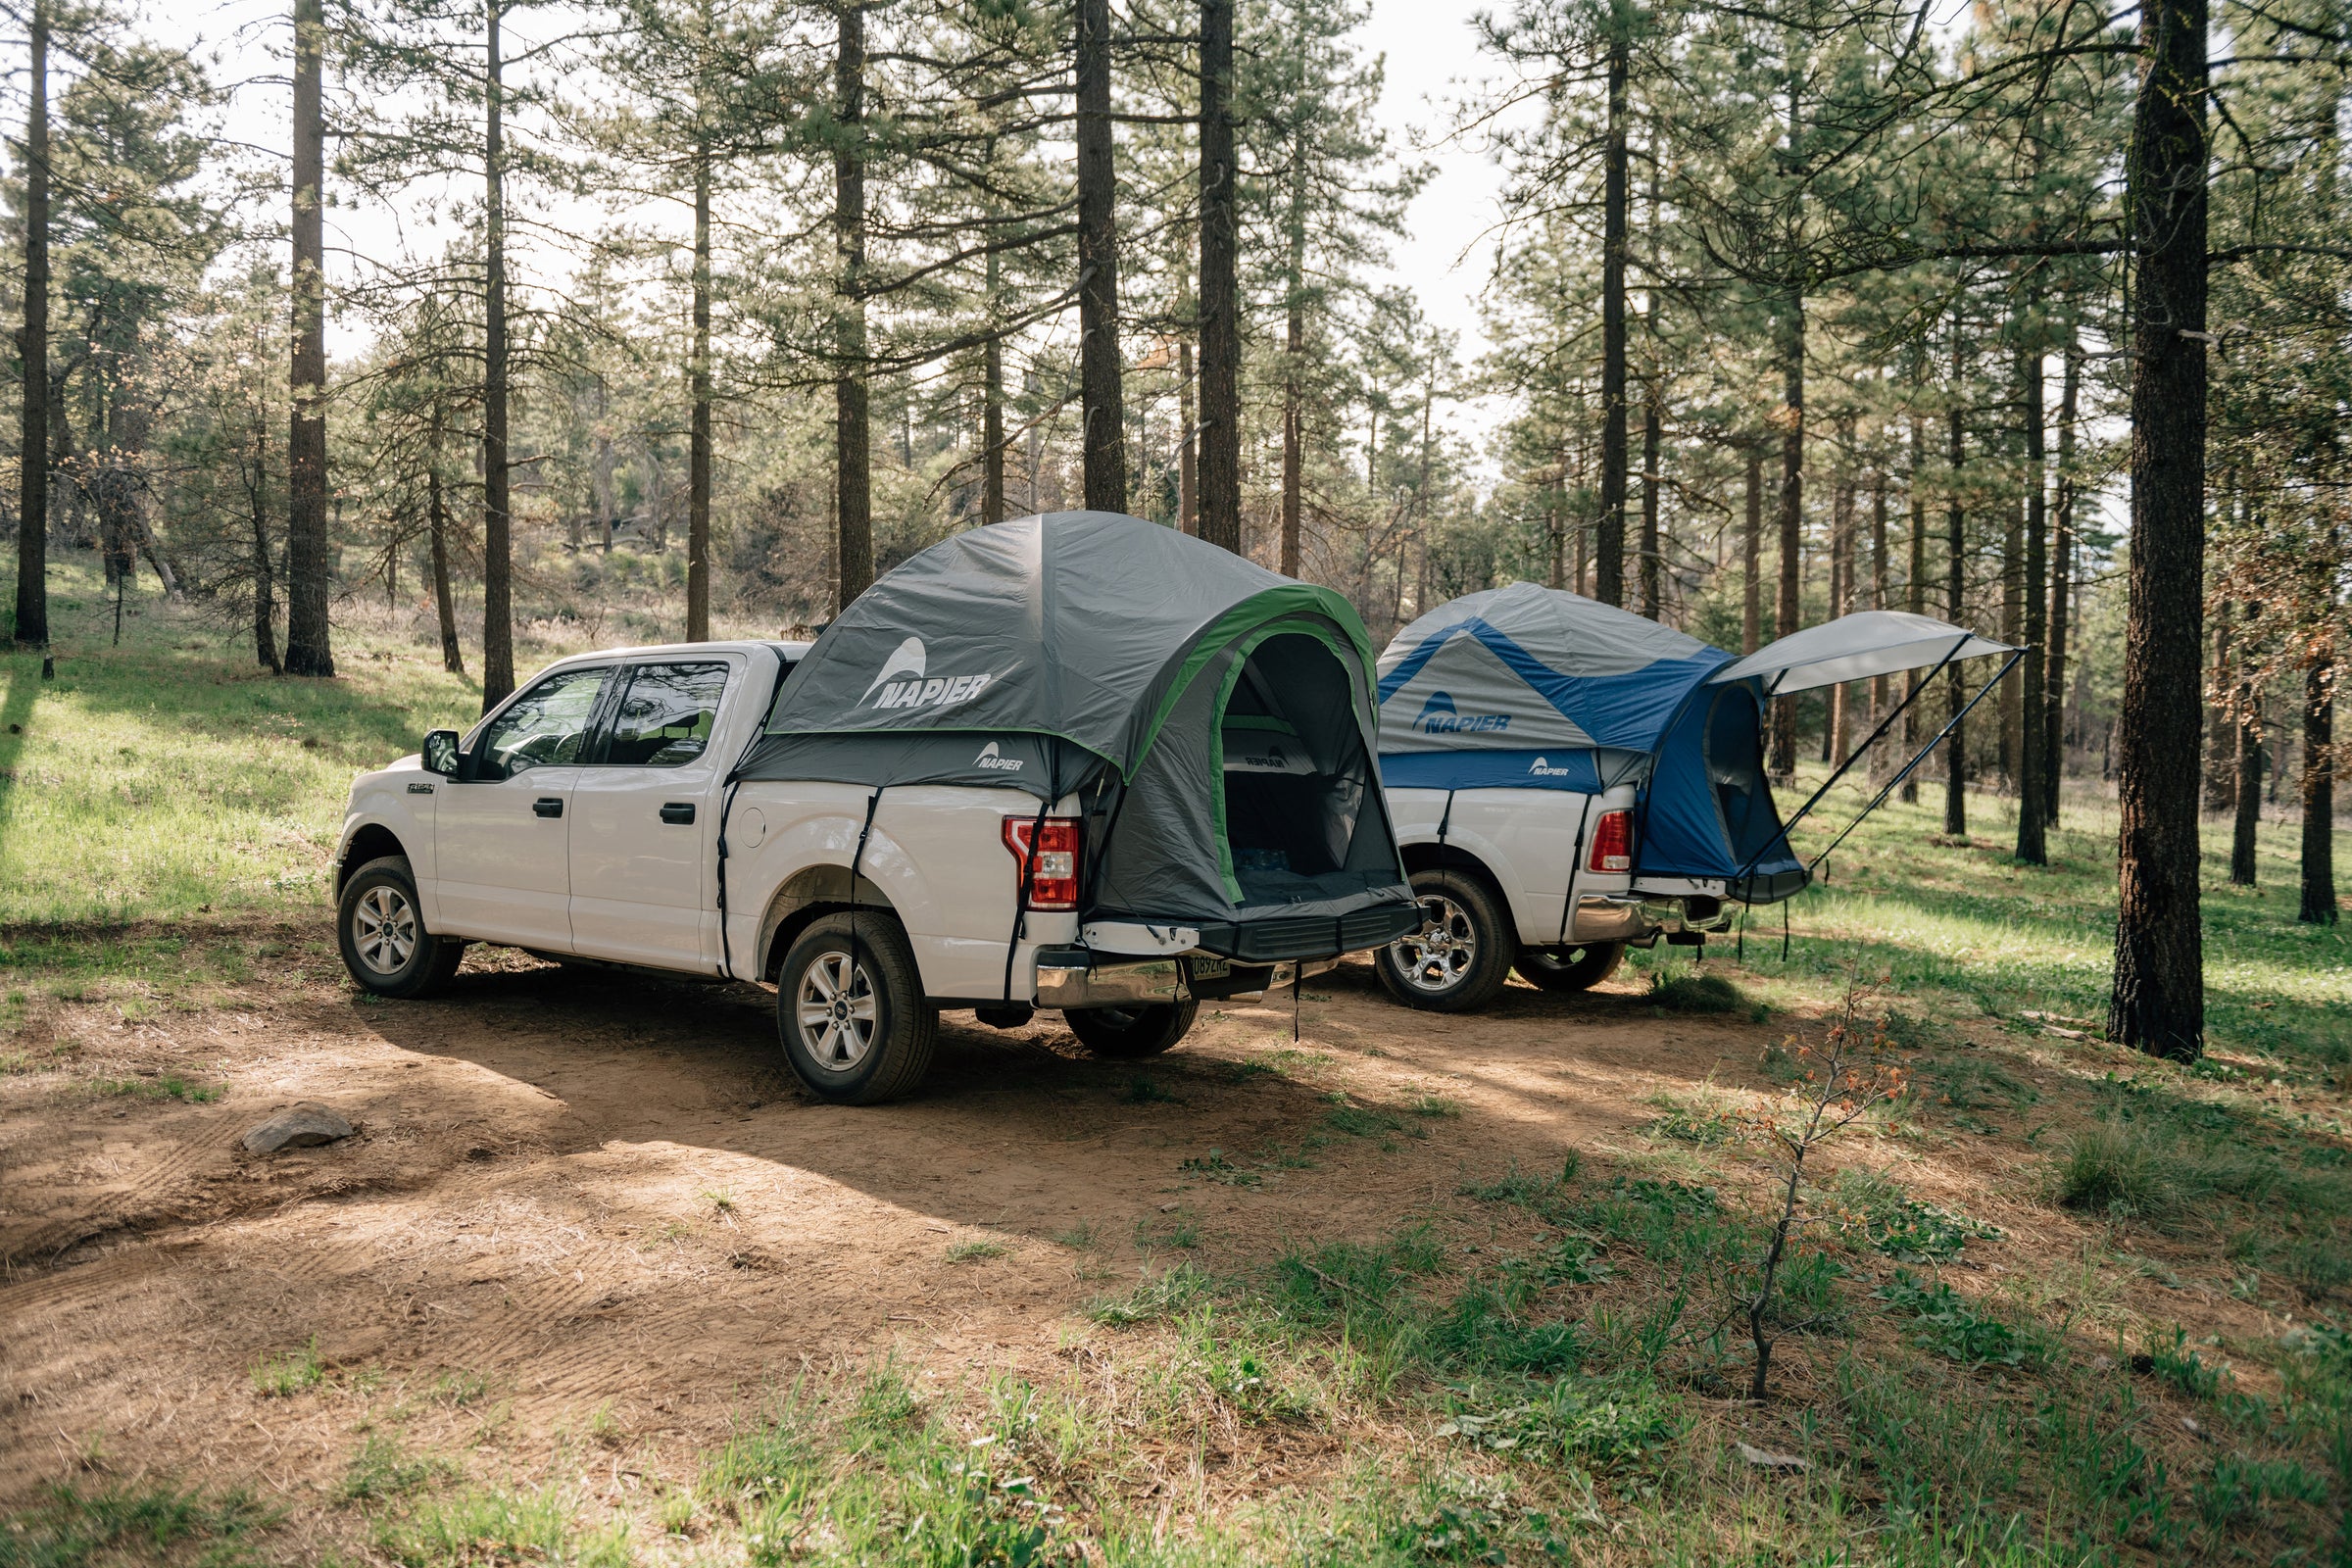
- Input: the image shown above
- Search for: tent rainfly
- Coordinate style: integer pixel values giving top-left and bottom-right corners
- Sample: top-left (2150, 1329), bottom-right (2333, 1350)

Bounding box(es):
top-left (737, 511), bottom-right (1418, 961)
top-left (1375, 582), bottom-right (1806, 901)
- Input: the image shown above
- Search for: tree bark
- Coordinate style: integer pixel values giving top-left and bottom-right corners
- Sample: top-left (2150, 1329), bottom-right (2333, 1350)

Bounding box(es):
top-left (2108, 0), bottom-right (2209, 1057)
top-left (1741, 445), bottom-right (1762, 654)
top-left (2231, 677), bottom-right (2260, 886)
top-left (1279, 87), bottom-right (1306, 575)
top-left (984, 189), bottom-right (1006, 526)
top-left (833, 2), bottom-right (872, 609)
top-left (1176, 335), bottom-right (1196, 534)
top-left (14, 0), bottom-right (47, 652)
top-left (1075, 0), bottom-right (1125, 514)
top-left (2045, 344), bottom-right (2077, 824)
top-left (427, 450), bottom-right (464, 674)
top-left (1827, 447), bottom-right (1852, 761)
top-left (284, 0), bottom-right (335, 676)
top-left (2302, 655), bottom-right (2335, 924)
top-left (1594, 25), bottom-right (1629, 609)
top-left (1944, 329), bottom-right (1968, 838)
top-left (480, 0), bottom-right (514, 710)
top-left (2016, 339), bottom-right (2047, 864)
top-left (1869, 471), bottom-right (1887, 740)
top-left (1639, 387), bottom-right (1662, 619)
top-left (251, 425), bottom-right (279, 674)
top-left (1771, 285), bottom-right (1803, 781)
top-left (1196, 0), bottom-right (1240, 553)
top-left (687, 127), bottom-right (713, 639)
top-left (1905, 416), bottom-right (1927, 804)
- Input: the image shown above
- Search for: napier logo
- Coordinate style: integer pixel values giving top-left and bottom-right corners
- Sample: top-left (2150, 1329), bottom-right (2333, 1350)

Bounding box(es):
top-left (1529, 756), bottom-right (1576, 777)
top-left (1414, 690), bottom-right (1510, 734)
top-left (973, 741), bottom-right (1024, 772)
top-left (860, 635), bottom-right (994, 710)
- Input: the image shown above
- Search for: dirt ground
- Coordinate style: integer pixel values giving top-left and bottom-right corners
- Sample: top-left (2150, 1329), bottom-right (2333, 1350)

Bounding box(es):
top-left (0, 928), bottom-right (2182, 1552)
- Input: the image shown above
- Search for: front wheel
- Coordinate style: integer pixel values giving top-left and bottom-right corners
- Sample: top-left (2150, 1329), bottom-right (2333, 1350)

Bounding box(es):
top-left (1514, 942), bottom-right (1626, 994)
top-left (776, 913), bottom-right (938, 1103)
top-left (337, 856), bottom-right (465, 999)
top-left (1065, 1001), bottom-right (1199, 1058)
top-left (1373, 869), bottom-right (1516, 1012)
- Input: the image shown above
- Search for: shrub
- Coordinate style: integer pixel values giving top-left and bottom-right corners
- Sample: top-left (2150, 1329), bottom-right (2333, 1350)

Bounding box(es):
top-left (1645, 970), bottom-right (1745, 1014)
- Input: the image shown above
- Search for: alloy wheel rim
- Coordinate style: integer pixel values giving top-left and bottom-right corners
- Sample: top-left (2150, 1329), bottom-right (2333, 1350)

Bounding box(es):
top-left (796, 950), bottom-right (878, 1071)
top-left (1391, 893), bottom-right (1476, 994)
top-left (354, 885), bottom-right (418, 974)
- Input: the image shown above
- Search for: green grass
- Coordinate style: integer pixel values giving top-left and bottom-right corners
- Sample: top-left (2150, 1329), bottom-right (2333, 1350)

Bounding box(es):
top-left (248, 1338), bottom-right (325, 1397)
top-left (0, 1481), bottom-right (277, 1567)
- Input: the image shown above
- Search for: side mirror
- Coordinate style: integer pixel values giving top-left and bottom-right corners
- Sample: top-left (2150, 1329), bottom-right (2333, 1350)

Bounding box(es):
top-left (421, 729), bottom-right (462, 777)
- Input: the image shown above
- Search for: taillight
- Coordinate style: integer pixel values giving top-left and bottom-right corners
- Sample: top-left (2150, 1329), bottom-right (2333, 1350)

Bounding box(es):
top-left (1004, 816), bottom-right (1083, 911)
top-left (1588, 809), bottom-right (1634, 873)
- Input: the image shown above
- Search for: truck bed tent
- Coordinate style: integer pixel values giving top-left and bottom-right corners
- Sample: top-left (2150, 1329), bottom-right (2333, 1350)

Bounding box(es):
top-left (738, 511), bottom-right (1417, 960)
top-left (1375, 582), bottom-right (1807, 900)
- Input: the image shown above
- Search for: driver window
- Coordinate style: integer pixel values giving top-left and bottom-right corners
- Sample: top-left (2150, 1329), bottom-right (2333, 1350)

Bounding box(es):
top-left (473, 666), bottom-right (610, 779)
top-left (601, 662), bottom-right (731, 766)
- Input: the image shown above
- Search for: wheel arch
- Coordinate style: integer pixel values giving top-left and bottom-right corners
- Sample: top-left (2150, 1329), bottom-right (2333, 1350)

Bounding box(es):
top-left (758, 864), bottom-right (903, 983)
top-left (1398, 841), bottom-right (1510, 908)
top-left (337, 823), bottom-right (411, 895)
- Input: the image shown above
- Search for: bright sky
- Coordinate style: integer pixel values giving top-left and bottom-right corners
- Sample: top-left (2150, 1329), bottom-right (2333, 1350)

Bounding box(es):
top-left (155, 0), bottom-right (1519, 449)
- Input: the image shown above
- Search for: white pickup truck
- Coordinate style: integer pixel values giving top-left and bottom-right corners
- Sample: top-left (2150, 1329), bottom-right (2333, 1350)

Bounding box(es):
top-left (333, 513), bottom-right (1421, 1102)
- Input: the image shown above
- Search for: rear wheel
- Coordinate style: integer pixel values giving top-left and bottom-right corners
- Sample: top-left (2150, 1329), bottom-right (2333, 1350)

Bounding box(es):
top-left (1065, 1001), bottom-right (1199, 1057)
top-left (776, 913), bottom-right (937, 1103)
top-left (1374, 869), bottom-right (1515, 1012)
top-left (1513, 942), bottom-right (1626, 994)
top-left (337, 856), bottom-right (465, 1000)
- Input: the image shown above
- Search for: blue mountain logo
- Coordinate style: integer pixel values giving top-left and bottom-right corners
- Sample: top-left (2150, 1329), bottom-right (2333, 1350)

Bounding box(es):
top-left (1412, 689), bottom-right (1510, 735)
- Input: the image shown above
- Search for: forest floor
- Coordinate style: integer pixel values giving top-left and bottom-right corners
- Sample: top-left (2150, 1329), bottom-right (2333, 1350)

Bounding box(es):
top-left (5, 562), bottom-right (2352, 1565)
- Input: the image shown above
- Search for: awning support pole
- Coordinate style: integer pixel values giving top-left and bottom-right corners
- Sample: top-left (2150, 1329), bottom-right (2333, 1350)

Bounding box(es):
top-left (1805, 646), bottom-right (2026, 873)
top-left (1731, 635), bottom-right (1975, 896)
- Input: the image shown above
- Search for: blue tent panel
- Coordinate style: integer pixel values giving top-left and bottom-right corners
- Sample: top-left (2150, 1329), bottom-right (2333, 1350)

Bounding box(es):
top-left (1380, 749), bottom-right (1616, 793)
top-left (1636, 680), bottom-right (1804, 897)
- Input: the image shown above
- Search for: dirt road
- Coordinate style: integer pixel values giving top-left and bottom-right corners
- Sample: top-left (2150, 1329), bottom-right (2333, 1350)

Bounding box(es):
top-left (0, 937), bottom-right (1770, 1515)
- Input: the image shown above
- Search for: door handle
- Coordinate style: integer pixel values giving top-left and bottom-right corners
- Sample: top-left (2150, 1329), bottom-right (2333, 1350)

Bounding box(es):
top-left (533, 797), bottom-right (564, 818)
top-left (660, 802), bottom-right (696, 825)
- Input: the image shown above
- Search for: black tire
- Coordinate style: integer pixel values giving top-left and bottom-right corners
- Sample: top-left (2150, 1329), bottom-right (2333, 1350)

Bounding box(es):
top-left (1064, 1000), bottom-right (1199, 1058)
top-left (1514, 941), bottom-right (1626, 994)
top-left (337, 856), bottom-right (465, 1000)
top-left (1373, 868), bottom-right (1516, 1012)
top-left (775, 912), bottom-right (938, 1104)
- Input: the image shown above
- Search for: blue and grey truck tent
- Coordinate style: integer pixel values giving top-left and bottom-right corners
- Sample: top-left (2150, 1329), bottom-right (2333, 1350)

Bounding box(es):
top-left (1377, 586), bottom-right (2016, 905)
top-left (737, 511), bottom-right (1420, 962)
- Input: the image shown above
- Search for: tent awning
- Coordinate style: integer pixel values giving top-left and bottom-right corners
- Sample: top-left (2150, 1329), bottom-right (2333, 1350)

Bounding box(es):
top-left (1706, 611), bottom-right (2017, 696)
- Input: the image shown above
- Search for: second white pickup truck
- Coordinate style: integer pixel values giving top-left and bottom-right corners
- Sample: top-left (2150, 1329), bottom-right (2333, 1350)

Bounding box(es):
top-left (332, 511), bottom-right (1420, 1102)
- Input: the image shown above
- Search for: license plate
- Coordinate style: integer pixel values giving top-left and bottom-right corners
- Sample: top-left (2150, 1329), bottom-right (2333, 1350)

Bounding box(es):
top-left (1187, 956), bottom-right (1231, 982)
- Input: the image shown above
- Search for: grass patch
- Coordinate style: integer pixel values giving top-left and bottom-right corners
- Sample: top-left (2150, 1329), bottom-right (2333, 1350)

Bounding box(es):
top-left (1087, 1264), bottom-right (1210, 1327)
top-left (376, 1484), bottom-right (632, 1568)
top-left (1645, 969), bottom-right (1746, 1013)
top-left (946, 1238), bottom-right (1010, 1263)
top-left (249, 1337), bottom-right (324, 1397)
top-left (338, 1435), bottom-right (458, 1505)
top-left (1119, 1074), bottom-right (1180, 1104)
top-left (0, 1482), bottom-right (277, 1567)
top-left (1875, 1271), bottom-right (2047, 1368)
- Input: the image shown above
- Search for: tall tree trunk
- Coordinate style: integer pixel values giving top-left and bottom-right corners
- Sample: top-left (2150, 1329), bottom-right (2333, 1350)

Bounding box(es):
top-left (2302, 653), bottom-right (2336, 924)
top-left (833, 2), bottom-right (872, 608)
top-left (1869, 471), bottom-right (1887, 738)
top-left (1741, 445), bottom-right (1761, 654)
top-left (687, 128), bottom-right (713, 639)
top-left (1904, 416), bottom-right (1927, 804)
top-left (1999, 497), bottom-right (2022, 785)
top-left (284, 0), bottom-right (334, 676)
top-left (984, 190), bottom-right (1007, 525)
top-left (251, 433), bottom-right (279, 674)
top-left (2016, 339), bottom-right (2048, 863)
top-left (2206, 602), bottom-right (2235, 811)
top-left (1075, 0), bottom-right (1125, 513)
top-left (1594, 25), bottom-right (1629, 608)
top-left (1639, 388), bottom-right (1662, 619)
top-left (14, 0), bottom-right (47, 652)
top-left (2045, 343), bottom-right (2078, 823)
top-left (1770, 285), bottom-right (1803, 781)
top-left (427, 447), bottom-right (464, 675)
top-left (1279, 102), bottom-right (1305, 576)
top-left (1944, 323), bottom-right (1968, 836)
top-left (1827, 441), bottom-right (1852, 761)
top-left (595, 430), bottom-right (615, 554)
top-left (480, 0), bottom-right (514, 710)
top-left (2231, 674), bottom-right (2260, 885)
top-left (1197, 0), bottom-right (1240, 553)
top-left (1176, 336), bottom-right (1197, 534)
top-left (2108, 0), bottom-right (2210, 1058)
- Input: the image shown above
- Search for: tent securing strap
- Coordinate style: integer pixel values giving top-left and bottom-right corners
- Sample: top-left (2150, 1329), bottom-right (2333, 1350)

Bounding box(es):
top-left (1731, 635), bottom-right (2018, 895)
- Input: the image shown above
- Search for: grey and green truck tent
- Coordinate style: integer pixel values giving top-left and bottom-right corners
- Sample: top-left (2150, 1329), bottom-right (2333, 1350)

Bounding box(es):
top-left (737, 511), bottom-right (1420, 961)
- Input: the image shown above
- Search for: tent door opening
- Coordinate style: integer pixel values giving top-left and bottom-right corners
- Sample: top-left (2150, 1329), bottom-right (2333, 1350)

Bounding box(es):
top-left (1218, 632), bottom-right (1372, 905)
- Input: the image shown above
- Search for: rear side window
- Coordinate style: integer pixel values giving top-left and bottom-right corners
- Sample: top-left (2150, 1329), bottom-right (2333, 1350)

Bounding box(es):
top-left (602, 662), bottom-right (731, 766)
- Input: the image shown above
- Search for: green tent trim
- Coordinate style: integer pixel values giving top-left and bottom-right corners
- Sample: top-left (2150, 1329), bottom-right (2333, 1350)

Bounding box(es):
top-left (1127, 582), bottom-right (1373, 780)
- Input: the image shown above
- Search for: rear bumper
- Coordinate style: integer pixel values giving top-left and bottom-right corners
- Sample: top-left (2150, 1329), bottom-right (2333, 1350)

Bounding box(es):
top-left (1033, 947), bottom-right (1338, 1009)
top-left (1571, 892), bottom-right (1737, 944)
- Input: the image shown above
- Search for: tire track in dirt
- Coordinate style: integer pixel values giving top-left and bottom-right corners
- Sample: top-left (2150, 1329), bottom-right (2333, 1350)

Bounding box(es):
top-left (0, 1123), bottom-right (240, 1264)
top-left (0, 1247), bottom-right (174, 1319)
